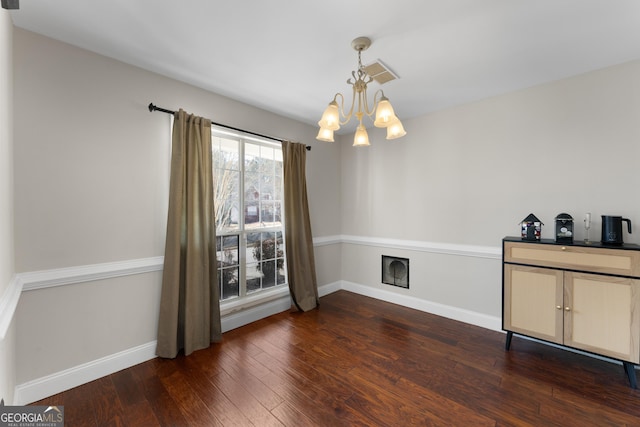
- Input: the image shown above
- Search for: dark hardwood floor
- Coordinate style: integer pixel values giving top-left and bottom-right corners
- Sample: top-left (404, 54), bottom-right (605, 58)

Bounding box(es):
top-left (32, 290), bottom-right (640, 426)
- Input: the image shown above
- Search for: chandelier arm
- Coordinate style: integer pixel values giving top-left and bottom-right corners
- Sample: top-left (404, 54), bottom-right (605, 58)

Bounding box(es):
top-left (363, 89), bottom-right (384, 118)
top-left (338, 85), bottom-right (357, 125)
top-left (362, 86), bottom-right (374, 118)
top-left (372, 89), bottom-right (385, 110)
top-left (330, 93), bottom-right (346, 126)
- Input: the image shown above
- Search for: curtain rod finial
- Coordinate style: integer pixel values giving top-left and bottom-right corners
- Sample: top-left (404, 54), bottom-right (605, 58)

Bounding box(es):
top-left (148, 103), bottom-right (156, 112)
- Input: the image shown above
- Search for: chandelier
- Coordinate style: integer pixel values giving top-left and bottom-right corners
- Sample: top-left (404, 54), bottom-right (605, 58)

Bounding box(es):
top-left (316, 37), bottom-right (406, 146)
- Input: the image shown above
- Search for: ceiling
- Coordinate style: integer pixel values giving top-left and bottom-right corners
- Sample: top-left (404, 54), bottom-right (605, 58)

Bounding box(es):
top-left (9, 1), bottom-right (640, 133)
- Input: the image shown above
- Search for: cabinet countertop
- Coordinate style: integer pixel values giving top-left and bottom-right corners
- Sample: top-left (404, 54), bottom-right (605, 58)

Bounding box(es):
top-left (503, 236), bottom-right (640, 251)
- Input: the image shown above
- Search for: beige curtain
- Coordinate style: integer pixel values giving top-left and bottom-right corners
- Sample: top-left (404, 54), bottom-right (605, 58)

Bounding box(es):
top-left (156, 109), bottom-right (222, 358)
top-left (282, 141), bottom-right (319, 311)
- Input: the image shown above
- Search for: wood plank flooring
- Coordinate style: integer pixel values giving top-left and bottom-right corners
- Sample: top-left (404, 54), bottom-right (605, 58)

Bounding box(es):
top-left (32, 290), bottom-right (640, 426)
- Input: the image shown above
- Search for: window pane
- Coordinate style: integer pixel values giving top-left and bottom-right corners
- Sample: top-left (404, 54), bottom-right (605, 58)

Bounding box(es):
top-left (261, 145), bottom-right (275, 162)
top-left (244, 172), bottom-right (260, 228)
top-left (214, 137), bottom-right (240, 233)
top-left (213, 129), bottom-right (287, 302)
top-left (221, 266), bottom-right (239, 299)
top-left (275, 231), bottom-right (284, 252)
top-left (261, 260), bottom-right (276, 288)
top-left (276, 231), bottom-right (286, 284)
top-left (246, 232), bottom-right (261, 263)
top-left (246, 262), bottom-right (261, 293)
top-left (216, 236), bottom-right (239, 264)
top-left (261, 201), bottom-right (276, 225)
top-left (277, 263), bottom-right (287, 285)
top-left (244, 142), bottom-right (261, 160)
top-left (213, 136), bottom-right (239, 170)
top-left (261, 232), bottom-right (277, 260)
top-left (222, 235), bottom-right (239, 259)
top-left (274, 172), bottom-right (282, 202)
top-left (218, 235), bottom-right (239, 301)
top-left (215, 170), bottom-right (239, 232)
top-left (261, 233), bottom-right (282, 289)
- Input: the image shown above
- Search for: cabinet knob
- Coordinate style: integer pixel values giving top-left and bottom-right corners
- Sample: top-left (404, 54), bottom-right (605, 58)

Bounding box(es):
top-left (565, 307), bottom-right (571, 311)
top-left (561, 246), bottom-right (567, 251)
top-left (556, 305), bottom-right (562, 310)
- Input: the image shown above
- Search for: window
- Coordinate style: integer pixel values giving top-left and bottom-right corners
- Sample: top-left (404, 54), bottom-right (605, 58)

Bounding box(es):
top-left (212, 128), bottom-right (287, 301)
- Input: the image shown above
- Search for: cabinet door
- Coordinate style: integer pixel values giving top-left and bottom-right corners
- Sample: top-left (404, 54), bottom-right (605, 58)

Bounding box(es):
top-left (564, 272), bottom-right (640, 363)
top-left (504, 265), bottom-right (563, 344)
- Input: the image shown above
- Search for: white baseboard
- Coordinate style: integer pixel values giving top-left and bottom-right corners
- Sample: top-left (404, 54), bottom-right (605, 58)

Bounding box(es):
top-left (337, 280), bottom-right (502, 332)
top-left (318, 281), bottom-right (342, 297)
top-left (13, 341), bottom-right (157, 405)
top-left (13, 290), bottom-right (298, 405)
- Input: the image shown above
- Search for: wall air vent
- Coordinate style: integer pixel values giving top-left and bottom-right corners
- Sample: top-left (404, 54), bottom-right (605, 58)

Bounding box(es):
top-left (382, 255), bottom-right (409, 289)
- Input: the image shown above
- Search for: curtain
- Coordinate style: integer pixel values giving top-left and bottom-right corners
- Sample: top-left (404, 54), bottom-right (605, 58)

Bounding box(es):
top-left (282, 141), bottom-right (319, 311)
top-left (156, 109), bottom-right (221, 358)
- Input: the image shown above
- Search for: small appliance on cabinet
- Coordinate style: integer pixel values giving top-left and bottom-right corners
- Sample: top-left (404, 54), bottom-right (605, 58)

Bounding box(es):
top-left (555, 213), bottom-right (574, 243)
top-left (601, 215), bottom-right (632, 245)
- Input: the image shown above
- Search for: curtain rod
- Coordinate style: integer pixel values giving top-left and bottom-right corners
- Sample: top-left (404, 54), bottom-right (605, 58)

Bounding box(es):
top-left (148, 103), bottom-right (311, 151)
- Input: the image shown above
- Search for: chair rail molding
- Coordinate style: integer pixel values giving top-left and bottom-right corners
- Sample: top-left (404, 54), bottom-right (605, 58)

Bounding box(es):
top-left (18, 256), bottom-right (165, 292)
top-left (339, 235), bottom-right (501, 259)
top-left (15, 237), bottom-right (499, 294)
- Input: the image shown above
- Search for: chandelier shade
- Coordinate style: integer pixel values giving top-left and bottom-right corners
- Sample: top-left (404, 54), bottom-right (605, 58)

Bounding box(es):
top-left (317, 100), bottom-right (340, 131)
top-left (316, 126), bottom-right (335, 142)
top-left (386, 116), bottom-right (407, 139)
top-left (316, 37), bottom-right (406, 146)
top-left (353, 124), bottom-right (371, 147)
top-left (373, 96), bottom-right (395, 128)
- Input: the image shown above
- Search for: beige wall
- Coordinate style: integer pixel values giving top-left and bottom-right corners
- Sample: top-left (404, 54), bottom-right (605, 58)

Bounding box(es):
top-left (0, 9), bottom-right (16, 404)
top-left (12, 28), bottom-right (341, 385)
top-left (340, 59), bottom-right (640, 317)
top-left (342, 61), bottom-right (640, 244)
top-left (16, 272), bottom-right (163, 382)
top-left (12, 29), bottom-right (340, 272)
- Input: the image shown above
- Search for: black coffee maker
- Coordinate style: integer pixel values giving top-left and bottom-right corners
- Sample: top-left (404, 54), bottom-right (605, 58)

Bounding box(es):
top-left (601, 215), bottom-right (632, 245)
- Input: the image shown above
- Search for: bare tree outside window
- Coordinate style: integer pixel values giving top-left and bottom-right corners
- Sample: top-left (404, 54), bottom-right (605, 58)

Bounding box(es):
top-left (213, 137), bottom-right (239, 232)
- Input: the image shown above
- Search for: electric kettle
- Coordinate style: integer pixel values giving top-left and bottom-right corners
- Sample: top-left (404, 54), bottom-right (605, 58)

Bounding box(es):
top-left (601, 215), bottom-right (632, 245)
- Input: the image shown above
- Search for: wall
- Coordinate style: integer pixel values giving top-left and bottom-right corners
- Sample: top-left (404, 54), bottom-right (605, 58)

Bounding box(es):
top-left (340, 59), bottom-right (640, 323)
top-left (12, 26), bottom-right (640, 404)
top-left (12, 28), bottom-right (342, 400)
top-left (0, 9), bottom-right (16, 404)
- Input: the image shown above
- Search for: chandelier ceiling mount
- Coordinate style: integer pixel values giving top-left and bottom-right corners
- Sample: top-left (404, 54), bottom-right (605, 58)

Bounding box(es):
top-left (351, 36), bottom-right (372, 53)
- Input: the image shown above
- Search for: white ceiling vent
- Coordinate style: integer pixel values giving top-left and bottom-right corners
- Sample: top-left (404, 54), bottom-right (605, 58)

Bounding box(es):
top-left (363, 59), bottom-right (398, 85)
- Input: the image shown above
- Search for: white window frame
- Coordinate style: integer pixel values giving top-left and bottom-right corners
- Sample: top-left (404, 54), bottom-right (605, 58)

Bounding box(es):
top-left (212, 127), bottom-right (288, 309)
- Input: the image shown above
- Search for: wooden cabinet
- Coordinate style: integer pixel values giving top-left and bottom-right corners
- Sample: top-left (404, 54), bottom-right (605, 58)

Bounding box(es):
top-left (502, 237), bottom-right (640, 388)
